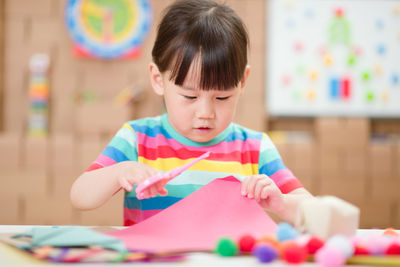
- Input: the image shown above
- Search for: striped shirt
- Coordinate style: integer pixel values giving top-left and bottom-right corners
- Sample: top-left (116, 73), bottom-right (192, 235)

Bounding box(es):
top-left (86, 114), bottom-right (303, 226)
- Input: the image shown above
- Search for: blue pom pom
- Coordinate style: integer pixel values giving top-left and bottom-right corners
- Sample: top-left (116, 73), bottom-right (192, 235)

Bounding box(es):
top-left (253, 244), bottom-right (278, 263)
top-left (276, 222), bottom-right (298, 242)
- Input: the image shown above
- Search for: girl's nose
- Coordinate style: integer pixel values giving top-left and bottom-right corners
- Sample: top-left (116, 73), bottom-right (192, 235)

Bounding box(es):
top-left (196, 98), bottom-right (215, 119)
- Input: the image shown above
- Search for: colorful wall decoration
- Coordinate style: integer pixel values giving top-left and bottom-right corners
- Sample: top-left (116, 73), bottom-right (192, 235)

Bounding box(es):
top-left (266, 0), bottom-right (400, 117)
top-left (28, 54), bottom-right (50, 137)
top-left (64, 0), bottom-right (152, 59)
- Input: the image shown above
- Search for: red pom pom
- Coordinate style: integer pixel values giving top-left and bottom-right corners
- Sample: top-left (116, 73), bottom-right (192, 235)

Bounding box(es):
top-left (281, 242), bottom-right (308, 264)
top-left (354, 245), bottom-right (370, 255)
top-left (306, 236), bottom-right (324, 254)
top-left (238, 235), bottom-right (256, 253)
top-left (386, 243), bottom-right (400, 255)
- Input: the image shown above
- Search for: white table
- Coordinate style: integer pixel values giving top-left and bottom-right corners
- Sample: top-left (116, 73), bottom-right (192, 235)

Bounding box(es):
top-left (0, 225), bottom-right (375, 266)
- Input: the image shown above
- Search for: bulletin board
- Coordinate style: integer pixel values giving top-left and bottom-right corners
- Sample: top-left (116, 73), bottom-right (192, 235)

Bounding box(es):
top-left (266, 0), bottom-right (400, 117)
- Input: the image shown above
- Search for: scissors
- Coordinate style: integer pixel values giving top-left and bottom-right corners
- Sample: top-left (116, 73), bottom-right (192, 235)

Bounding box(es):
top-left (135, 151), bottom-right (211, 199)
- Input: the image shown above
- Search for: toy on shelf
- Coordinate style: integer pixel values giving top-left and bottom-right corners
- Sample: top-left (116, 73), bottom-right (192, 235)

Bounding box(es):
top-left (27, 54), bottom-right (50, 137)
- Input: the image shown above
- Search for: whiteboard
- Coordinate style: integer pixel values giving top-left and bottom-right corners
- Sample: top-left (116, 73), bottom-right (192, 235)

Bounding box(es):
top-left (266, 0), bottom-right (400, 117)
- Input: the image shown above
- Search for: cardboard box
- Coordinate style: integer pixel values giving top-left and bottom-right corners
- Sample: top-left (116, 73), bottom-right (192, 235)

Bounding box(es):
top-left (369, 142), bottom-right (394, 181)
top-left (371, 180), bottom-right (400, 202)
top-left (23, 136), bottom-right (48, 171)
top-left (20, 170), bottom-right (49, 196)
top-left (49, 134), bottom-right (77, 174)
top-left (358, 200), bottom-right (393, 229)
top-left (318, 147), bottom-right (342, 180)
top-left (5, 0), bottom-right (53, 17)
top-left (292, 142), bottom-right (316, 172)
top-left (76, 136), bottom-right (105, 173)
top-left (0, 170), bottom-right (47, 196)
top-left (0, 195), bottom-right (21, 225)
top-left (315, 118), bottom-right (346, 149)
top-left (49, 98), bottom-right (76, 134)
top-left (51, 172), bottom-right (77, 198)
top-left (292, 168), bottom-right (315, 194)
top-left (77, 192), bottom-right (124, 226)
top-left (75, 103), bottom-right (130, 135)
top-left (0, 170), bottom-right (23, 196)
top-left (319, 179), bottom-right (366, 204)
top-left (274, 142), bottom-right (294, 170)
top-left (343, 118), bottom-right (370, 149)
top-left (395, 142), bottom-right (400, 180)
top-left (24, 195), bottom-right (74, 225)
top-left (0, 133), bottom-right (21, 170)
top-left (342, 149), bottom-right (367, 180)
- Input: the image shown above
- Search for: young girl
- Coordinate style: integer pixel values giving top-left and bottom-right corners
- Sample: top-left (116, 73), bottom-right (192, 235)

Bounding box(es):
top-left (71, 0), bottom-right (313, 226)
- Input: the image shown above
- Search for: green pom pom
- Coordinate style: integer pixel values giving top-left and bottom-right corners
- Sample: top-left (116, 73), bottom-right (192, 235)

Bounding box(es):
top-left (215, 237), bottom-right (238, 256)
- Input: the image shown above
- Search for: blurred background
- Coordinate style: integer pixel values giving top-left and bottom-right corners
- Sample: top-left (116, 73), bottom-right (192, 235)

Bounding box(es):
top-left (0, 0), bottom-right (399, 228)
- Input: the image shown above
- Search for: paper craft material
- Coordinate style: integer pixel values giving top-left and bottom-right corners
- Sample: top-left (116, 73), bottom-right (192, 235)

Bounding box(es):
top-left (108, 176), bottom-right (278, 253)
top-left (295, 196), bottom-right (360, 240)
top-left (135, 151), bottom-right (211, 199)
top-left (14, 226), bottom-right (125, 252)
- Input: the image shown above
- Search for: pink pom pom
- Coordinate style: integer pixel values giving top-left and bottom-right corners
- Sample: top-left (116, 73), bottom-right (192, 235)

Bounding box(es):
top-left (364, 233), bottom-right (390, 255)
top-left (315, 246), bottom-right (346, 267)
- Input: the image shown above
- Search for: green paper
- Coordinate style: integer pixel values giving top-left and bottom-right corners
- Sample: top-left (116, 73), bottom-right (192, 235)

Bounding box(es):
top-left (15, 226), bottom-right (125, 252)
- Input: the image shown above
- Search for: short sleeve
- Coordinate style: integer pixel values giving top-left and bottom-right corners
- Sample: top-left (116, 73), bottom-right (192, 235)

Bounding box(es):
top-left (86, 123), bottom-right (138, 172)
top-left (258, 133), bottom-right (303, 193)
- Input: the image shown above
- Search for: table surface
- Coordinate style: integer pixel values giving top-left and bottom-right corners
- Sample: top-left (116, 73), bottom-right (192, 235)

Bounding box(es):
top-left (0, 225), bottom-right (379, 267)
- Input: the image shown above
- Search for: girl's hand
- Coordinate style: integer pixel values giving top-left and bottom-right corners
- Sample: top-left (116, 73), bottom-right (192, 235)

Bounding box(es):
top-left (116, 161), bottom-right (168, 198)
top-left (241, 174), bottom-right (284, 214)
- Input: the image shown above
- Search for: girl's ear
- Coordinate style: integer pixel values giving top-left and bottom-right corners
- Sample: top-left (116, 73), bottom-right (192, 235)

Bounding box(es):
top-left (149, 62), bottom-right (165, 96)
top-left (239, 65), bottom-right (251, 95)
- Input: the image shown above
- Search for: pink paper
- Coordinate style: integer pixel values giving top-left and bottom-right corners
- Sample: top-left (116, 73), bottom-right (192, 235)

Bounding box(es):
top-left (107, 176), bottom-right (277, 253)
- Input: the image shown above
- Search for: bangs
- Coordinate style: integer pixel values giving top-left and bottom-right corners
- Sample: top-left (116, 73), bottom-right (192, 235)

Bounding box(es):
top-left (152, 0), bottom-right (249, 91)
top-left (168, 35), bottom-right (245, 91)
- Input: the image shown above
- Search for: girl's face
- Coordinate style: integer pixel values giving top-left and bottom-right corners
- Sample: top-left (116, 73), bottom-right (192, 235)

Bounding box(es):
top-left (150, 60), bottom-right (250, 143)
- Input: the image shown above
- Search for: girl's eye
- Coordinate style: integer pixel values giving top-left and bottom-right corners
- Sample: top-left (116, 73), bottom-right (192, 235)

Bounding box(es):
top-left (216, 96), bottom-right (230, 101)
top-left (184, 95), bottom-right (197, 100)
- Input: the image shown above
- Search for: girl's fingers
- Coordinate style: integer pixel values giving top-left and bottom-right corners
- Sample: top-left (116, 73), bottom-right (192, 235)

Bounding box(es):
top-left (246, 176), bottom-right (262, 198)
top-left (159, 188), bottom-right (168, 196)
top-left (260, 185), bottom-right (274, 200)
top-left (254, 179), bottom-right (271, 201)
top-left (149, 186), bottom-right (158, 198)
top-left (120, 178), bottom-right (133, 192)
top-left (241, 177), bottom-right (249, 195)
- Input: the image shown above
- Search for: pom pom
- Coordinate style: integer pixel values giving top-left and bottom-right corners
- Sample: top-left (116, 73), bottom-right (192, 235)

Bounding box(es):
top-left (386, 243), bottom-right (400, 255)
top-left (238, 234), bottom-right (256, 253)
top-left (326, 235), bottom-right (354, 258)
top-left (276, 222), bottom-right (298, 242)
top-left (306, 236), bottom-right (325, 255)
top-left (353, 245), bottom-right (370, 255)
top-left (215, 237), bottom-right (238, 257)
top-left (280, 242), bottom-right (308, 264)
top-left (252, 244), bottom-right (278, 263)
top-left (315, 246), bottom-right (346, 267)
top-left (383, 228), bottom-right (399, 237)
top-left (257, 235), bottom-right (279, 249)
top-left (364, 233), bottom-right (390, 255)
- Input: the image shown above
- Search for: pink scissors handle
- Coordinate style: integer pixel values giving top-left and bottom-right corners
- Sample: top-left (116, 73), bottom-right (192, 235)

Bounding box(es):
top-left (135, 152), bottom-right (210, 199)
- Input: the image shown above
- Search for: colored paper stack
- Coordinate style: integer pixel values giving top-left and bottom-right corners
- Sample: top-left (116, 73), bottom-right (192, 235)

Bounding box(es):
top-left (28, 54), bottom-right (50, 137)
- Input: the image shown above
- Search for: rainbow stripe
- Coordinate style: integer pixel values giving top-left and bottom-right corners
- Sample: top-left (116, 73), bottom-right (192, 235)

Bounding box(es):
top-left (87, 114), bottom-right (302, 226)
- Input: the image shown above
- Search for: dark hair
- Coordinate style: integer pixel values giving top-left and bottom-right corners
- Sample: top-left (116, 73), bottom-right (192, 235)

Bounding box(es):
top-left (152, 0), bottom-right (249, 91)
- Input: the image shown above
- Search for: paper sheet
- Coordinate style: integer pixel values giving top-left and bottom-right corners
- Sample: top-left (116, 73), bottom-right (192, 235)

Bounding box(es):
top-left (107, 176), bottom-right (277, 253)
